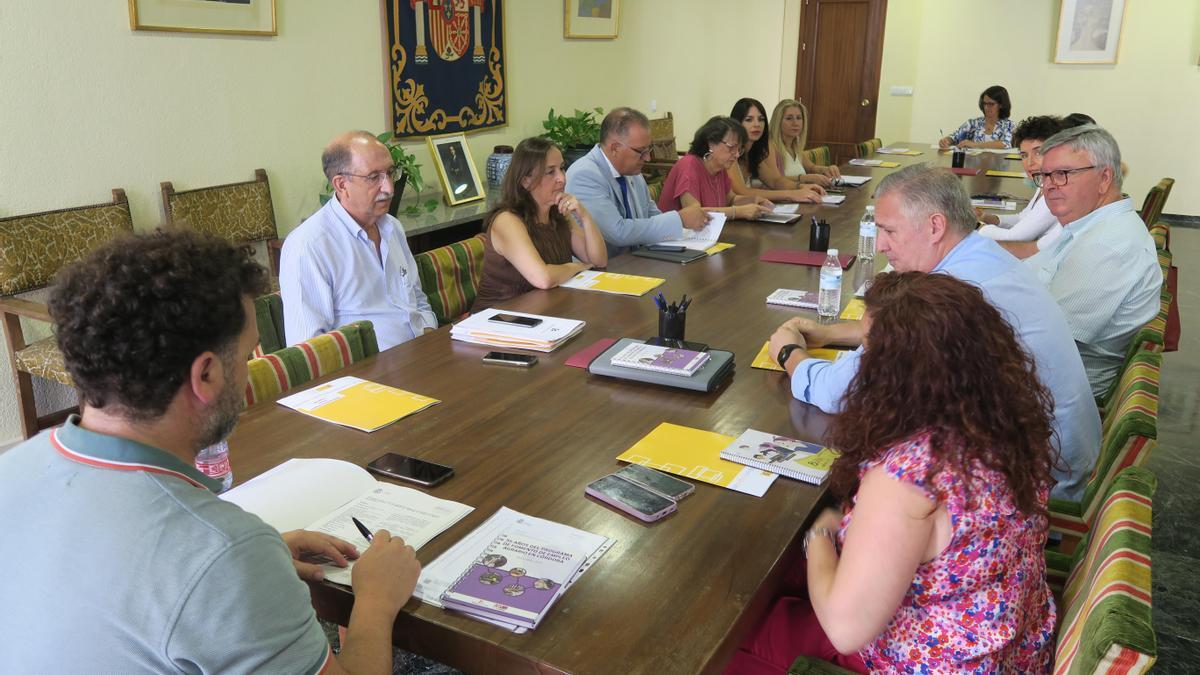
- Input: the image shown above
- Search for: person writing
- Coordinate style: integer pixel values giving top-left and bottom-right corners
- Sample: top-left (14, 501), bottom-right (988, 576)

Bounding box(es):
top-left (730, 272), bottom-right (1057, 673)
top-left (938, 85), bottom-right (1015, 149)
top-left (472, 137), bottom-right (607, 311)
top-left (976, 115), bottom-right (1063, 246)
top-left (657, 116), bottom-right (773, 220)
top-left (727, 98), bottom-right (822, 205)
top-left (767, 99), bottom-right (841, 187)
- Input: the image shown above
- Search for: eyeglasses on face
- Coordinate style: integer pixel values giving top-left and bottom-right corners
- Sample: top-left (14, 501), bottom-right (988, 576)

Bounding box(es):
top-left (719, 140), bottom-right (743, 157)
top-left (1031, 165), bottom-right (1096, 187)
top-left (620, 142), bottom-right (653, 159)
top-left (340, 166), bottom-right (401, 184)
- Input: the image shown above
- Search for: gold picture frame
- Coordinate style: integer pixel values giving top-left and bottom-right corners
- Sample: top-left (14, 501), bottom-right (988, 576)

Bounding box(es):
top-left (564, 0), bottom-right (620, 40)
top-left (427, 133), bottom-right (485, 206)
top-left (1053, 0), bottom-right (1126, 64)
top-left (129, 0), bottom-right (277, 37)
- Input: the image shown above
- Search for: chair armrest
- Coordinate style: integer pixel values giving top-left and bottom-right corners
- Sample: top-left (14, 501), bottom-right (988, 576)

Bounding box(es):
top-left (0, 297), bottom-right (52, 323)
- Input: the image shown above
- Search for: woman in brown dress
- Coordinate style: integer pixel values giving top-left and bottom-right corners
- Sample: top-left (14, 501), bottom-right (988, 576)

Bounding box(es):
top-left (472, 137), bottom-right (607, 311)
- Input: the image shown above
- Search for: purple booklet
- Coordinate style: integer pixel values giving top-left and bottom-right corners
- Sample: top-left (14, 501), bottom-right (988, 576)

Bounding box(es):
top-left (440, 525), bottom-right (586, 630)
top-left (608, 342), bottom-right (710, 376)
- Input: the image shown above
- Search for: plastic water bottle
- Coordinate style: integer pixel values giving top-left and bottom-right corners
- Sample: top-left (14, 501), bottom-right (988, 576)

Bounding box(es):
top-left (818, 248), bottom-right (843, 318)
top-left (858, 205), bottom-right (876, 261)
top-left (195, 440), bottom-right (233, 492)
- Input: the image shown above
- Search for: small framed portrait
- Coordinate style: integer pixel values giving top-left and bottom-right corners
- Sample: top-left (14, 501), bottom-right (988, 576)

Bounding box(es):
top-left (427, 133), bottom-right (485, 206)
top-left (1054, 0), bottom-right (1126, 64)
top-left (564, 0), bottom-right (620, 39)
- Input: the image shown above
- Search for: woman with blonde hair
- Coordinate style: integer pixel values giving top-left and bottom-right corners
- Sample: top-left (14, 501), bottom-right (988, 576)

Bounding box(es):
top-left (727, 97), bottom-right (822, 205)
top-left (767, 99), bottom-right (840, 188)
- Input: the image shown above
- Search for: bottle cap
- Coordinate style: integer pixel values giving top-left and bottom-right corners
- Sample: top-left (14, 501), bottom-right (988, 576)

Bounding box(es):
top-left (865, 205), bottom-right (875, 212)
top-left (827, 248), bottom-right (839, 256)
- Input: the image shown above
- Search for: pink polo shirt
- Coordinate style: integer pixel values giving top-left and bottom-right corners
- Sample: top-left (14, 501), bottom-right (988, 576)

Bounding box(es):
top-left (657, 154), bottom-right (731, 211)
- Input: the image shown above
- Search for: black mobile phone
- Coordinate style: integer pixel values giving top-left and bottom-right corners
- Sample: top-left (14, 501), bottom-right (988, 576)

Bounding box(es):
top-left (482, 351), bottom-right (538, 367)
top-left (615, 464), bottom-right (695, 501)
top-left (488, 313), bottom-right (543, 328)
top-left (646, 244), bottom-right (687, 253)
top-left (366, 453), bottom-right (454, 487)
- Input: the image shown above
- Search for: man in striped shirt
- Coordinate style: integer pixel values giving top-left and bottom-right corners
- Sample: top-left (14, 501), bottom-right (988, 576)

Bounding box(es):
top-left (1024, 125), bottom-right (1161, 397)
top-left (0, 230), bottom-right (419, 674)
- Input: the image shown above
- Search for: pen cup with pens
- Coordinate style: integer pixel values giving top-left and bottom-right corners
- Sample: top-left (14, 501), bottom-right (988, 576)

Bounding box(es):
top-left (951, 148), bottom-right (966, 168)
top-left (650, 292), bottom-right (693, 349)
top-left (808, 216), bottom-right (830, 252)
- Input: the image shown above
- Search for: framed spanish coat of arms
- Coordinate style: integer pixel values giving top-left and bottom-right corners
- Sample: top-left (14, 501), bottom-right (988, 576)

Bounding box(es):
top-left (383, 0), bottom-right (508, 138)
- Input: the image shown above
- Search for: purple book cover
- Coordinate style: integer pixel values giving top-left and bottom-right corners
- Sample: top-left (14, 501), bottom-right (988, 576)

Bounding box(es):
top-left (647, 348), bottom-right (705, 371)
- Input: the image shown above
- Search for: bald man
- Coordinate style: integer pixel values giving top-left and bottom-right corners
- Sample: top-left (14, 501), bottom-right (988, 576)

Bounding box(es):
top-left (280, 131), bottom-right (436, 351)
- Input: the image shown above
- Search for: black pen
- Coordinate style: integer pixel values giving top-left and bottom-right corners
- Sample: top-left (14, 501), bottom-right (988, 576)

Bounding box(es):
top-left (351, 516), bottom-right (374, 543)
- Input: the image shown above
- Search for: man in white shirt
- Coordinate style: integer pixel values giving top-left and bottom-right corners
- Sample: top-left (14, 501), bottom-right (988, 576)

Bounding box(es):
top-left (281, 131), bottom-right (437, 350)
top-left (1023, 125), bottom-right (1161, 397)
top-left (566, 107), bottom-right (709, 256)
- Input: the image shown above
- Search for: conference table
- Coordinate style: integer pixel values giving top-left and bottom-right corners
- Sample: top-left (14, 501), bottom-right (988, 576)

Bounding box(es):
top-left (228, 144), bottom-right (1031, 674)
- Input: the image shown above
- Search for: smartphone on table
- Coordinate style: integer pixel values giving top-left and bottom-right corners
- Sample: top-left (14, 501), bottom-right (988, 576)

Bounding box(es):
top-left (482, 351), bottom-right (538, 367)
top-left (585, 474), bottom-right (677, 522)
top-left (615, 464), bottom-right (695, 501)
top-left (488, 313), bottom-right (543, 328)
top-left (366, 452), bottom-right (454, 487)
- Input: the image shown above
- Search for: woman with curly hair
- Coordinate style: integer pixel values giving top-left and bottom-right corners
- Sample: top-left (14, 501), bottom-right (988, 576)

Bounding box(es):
top-left (728, 271), bottom-right (1058, 674)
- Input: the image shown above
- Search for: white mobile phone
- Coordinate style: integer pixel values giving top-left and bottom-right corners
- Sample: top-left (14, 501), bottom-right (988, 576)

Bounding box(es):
top-left (585, 474), bottom-right (677, 522)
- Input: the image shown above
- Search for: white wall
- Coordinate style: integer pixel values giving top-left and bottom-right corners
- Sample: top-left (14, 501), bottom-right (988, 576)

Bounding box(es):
top-left (875, 0), bottom-right (1200, 214)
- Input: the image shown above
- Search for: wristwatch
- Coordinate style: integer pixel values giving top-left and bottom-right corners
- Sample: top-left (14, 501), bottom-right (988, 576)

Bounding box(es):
top-left (776, 343), bottom-right (804, 369)
top-left (803, 526), bottom-right (836, 558)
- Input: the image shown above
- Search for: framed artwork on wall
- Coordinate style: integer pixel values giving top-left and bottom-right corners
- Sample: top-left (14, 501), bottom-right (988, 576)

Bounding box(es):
top-left (564, 0), bottom-right (620, 39)
top-left (427, 133), bottom-right (484, 206)
top-left (1053, 0), bottom-right (1126, 64)
top-left (128, 0), bottom-right (277, 36)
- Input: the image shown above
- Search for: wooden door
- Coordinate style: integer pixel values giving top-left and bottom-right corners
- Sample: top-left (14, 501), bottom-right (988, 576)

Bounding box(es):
top-left (795, 0), bottom-right (887, 164)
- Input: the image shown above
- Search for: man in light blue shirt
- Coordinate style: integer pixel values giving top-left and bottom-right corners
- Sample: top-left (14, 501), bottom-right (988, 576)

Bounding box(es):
top-left (1023, 125), bottom-right (1161, 397)
top-left (768, 164), bottom-right (1100, 501)
top-left (281, 130), bottom-right (437, 351)
top-left (566, 107), bottom-right (709, 256)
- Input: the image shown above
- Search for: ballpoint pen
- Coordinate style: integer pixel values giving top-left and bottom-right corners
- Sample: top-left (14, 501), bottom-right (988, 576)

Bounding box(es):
top-left (351, 516), bottom-right (374, 543)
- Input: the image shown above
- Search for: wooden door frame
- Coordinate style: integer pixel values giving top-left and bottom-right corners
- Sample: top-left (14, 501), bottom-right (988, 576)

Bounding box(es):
top-left (794, 0), bottom-right (888, 164)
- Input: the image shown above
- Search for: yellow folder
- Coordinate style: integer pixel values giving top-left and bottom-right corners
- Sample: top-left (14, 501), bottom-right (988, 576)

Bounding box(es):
top-left (564, 271), bottom-right (664, 296)
top-left (616, 423), bottom-right (776, 495)
top-left (706, 242), bottom-right (736, 256)
top-left (279, 377), bottom-right (440, 432)
top-left (840, 299), bottom-right (866, 321)
top-left (751, 342), bottom-right (847, 371)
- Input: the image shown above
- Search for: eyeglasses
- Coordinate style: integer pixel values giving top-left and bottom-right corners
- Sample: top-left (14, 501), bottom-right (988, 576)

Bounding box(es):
top-left (619, 142), bottom-right (653, 159)
top-left (719, 141), bottom-right (743, 157)
top-left (1031, 165), bottom-right (1096, 187)
top-left (340, 166), bottom-right (401, 184)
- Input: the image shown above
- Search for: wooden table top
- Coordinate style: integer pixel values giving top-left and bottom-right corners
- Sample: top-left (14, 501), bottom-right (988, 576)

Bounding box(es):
top-left (228, 143), bottom-right (1029, 675)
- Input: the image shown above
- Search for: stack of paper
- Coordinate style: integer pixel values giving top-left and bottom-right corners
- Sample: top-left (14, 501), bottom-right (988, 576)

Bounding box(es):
top-left (848, 159), bottom-right (900, 168)
top-left (876, 147), bottom-right (922, 156)
top-left (415, 507), bottom-right (615, 633)
top-left (656, 212), bottom-right (727, 249)
top-left (221, 458), bottom-right (474, 585)
top-left (277, 376), bottom-right (440, 432)
top-left (450, 308), bottom-right (585, 352)
top-left (561, 270), bottom-right (664, 296)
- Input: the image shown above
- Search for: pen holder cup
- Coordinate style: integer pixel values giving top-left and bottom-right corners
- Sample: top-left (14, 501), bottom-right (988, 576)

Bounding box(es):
top-left (808, 220), bottom-right (831, 252)
top-left (951, 149), bottom-right (966, 168)
top-left (658, 310), bottom-right (687, 342)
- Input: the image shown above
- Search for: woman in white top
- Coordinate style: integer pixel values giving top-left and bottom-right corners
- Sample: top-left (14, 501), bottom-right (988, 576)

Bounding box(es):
top-left (726, 97), bottom-right (822, 204)
top-left (977, 115), bottom-right (1064, 248)
top-left (767, 99), bottom-right (841, 189)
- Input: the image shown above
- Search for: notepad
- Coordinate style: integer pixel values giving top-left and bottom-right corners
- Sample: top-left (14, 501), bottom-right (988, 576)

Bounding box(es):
top-left (840, 298), bottom-right (866, 320)
top-left (276, 376), bottom-right (439, 432)
top-left (656, 212), bottom-right (727, 250)
top-left (560, 270), bottom-right (664, 296)
top-left (822, 195), bottom-right (846, 205)
top-left (751, 342), bottom-right (849, 371)
top-left (719, 429), bottom-right (840, 485)
top-left (986, 170), bottom-right (1025, 179)
top-left (876, 147), bottom-right (922, 156)
top-left (760, 204), bottom-right (803, 224)
top-left (616, 423), bottom-right (777, 497)
top-left (849, 159), bottom-right (900, 168)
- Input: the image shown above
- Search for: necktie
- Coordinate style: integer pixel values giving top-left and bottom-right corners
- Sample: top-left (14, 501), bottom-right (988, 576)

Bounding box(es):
top-left (615, 175), bottom-right (633, 219)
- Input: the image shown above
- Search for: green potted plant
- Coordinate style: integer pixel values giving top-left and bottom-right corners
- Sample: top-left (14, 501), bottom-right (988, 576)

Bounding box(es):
top-left (319, 132), bottom-right (437, 217)
top-left (541, 107), bottom-right (603, 167)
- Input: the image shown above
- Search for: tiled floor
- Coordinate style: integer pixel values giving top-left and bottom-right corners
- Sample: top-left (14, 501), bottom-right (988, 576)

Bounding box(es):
top-left (1146, 224), bottom-right (1200, 671)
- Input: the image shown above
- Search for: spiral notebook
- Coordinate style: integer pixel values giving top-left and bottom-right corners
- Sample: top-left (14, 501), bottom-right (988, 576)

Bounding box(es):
top-left (718, 429), bottom-right (840, 485)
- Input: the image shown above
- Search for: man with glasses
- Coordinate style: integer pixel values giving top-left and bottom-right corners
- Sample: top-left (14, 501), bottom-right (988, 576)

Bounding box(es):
top-left (281, 130), bottom-right (436, 351)
top-left (567, 107), bottom-right (709, 256)
top-left (1022, 125), bottom-right (1160, 397)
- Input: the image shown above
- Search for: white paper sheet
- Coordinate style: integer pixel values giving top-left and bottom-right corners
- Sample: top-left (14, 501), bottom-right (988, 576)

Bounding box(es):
top-left (656, 212), bottom-right (727, 250)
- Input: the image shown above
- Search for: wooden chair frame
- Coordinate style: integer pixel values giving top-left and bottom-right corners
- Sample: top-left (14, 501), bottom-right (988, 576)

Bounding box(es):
top-left (161, 168), bottom-right (283, 275)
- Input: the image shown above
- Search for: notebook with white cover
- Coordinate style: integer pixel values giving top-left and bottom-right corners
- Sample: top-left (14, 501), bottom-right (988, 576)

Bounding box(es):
top-left (718, 429), bottom-right (840, 485)
top-left (609, 342), bottom-right (710, 376)
top-left (766, 289), bottom-right (818, 309)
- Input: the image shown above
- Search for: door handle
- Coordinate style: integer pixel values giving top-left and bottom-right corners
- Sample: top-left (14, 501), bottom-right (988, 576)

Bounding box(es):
top-left (861, 98), bottom-right (871, 107)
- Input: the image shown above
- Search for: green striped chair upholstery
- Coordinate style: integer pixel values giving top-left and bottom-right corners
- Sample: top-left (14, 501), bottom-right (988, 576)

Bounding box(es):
top-left (1053, 466), bottom-right (1156, 674)
top-left (853, 138), bottom-right (882, 158)
top-left (252, 292), bottom-right (285, 357)
top-left (803, 146), bottom-right (832, 167)
top-left (1136, 178), bottom-right (1173, 228)
top-left (1049, 350), bottom-right (1159, 556)
top-left (1149, 222), bottom-right (1169, 252)
top-left (243, 320), bottom-right (379, 407)
top-left (415, 235), bottom-right (486, 325)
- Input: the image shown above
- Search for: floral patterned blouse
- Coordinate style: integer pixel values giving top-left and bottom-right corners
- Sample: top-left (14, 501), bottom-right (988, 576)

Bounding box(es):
top-left (837, 433), bottom-right (1056, 673)
top-left (948, 117), bottom-right (1015, 147)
